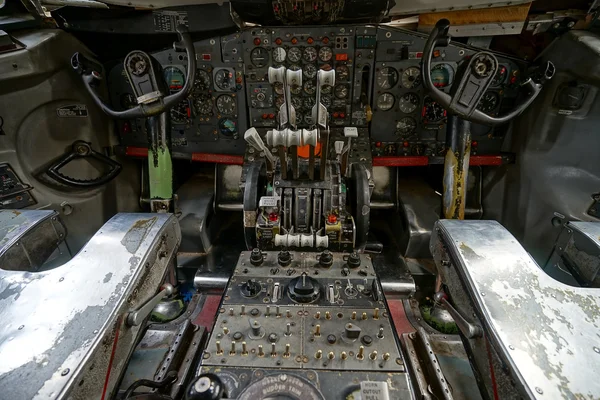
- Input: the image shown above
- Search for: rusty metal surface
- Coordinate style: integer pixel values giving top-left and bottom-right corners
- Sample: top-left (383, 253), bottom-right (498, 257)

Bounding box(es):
top-left (0, 213), bottom-right (181, 400)
top-left (432, 220), bottom-right (600, 399)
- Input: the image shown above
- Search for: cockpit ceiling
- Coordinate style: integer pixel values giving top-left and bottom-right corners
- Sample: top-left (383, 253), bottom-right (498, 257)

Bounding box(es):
top-left (51, 0), bottom-right (532, 15)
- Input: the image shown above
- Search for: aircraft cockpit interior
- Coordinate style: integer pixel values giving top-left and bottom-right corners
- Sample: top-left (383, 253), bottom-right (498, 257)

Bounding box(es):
top-left (1, 0), bottom-right (599, 398)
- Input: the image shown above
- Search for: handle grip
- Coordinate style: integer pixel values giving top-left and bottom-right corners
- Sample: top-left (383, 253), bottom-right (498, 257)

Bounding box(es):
top-left (47, 141), bottom-right (122, 188)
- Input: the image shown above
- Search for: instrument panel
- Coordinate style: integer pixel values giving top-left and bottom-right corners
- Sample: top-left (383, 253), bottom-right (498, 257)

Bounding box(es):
top-left (108, 25), bottom-right (526, 159)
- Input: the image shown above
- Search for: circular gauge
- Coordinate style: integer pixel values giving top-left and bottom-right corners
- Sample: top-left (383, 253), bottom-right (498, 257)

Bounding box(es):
top-left (477, 92), bottom-right (500, 113)
top-left (295, 111), bottom-right (304, 124)
top-left (402, 67), bottom-right (422, 89)
top-left (250, 47), bottom-right (269, 67)
top-left (273, 82), bottom-right (284, 95)
top-left (376, 67), bottom-right (399, 90)
top-left (216, 95), bottom-right (236, 115)
top-left (288, 64), bottom-right (301, 71)
top-left (303, 64), bottom-right (317, 79)
top-left (273, 47), bottom-right (286, 63)
top-left (322, 85), bottom-right (332, 94)
top-left (194, 69), bottom-right (211, 93)
top-left (170, 100), bottom-right (190, 124)
top-left (303, 81), bottom-right (316, 95)
top-left (292, 96), bottom-right (303, 110)
top-left (396, 117), bottom-right (417, 135)
top-left (214, 69), bottom-right (234, 91)
top-left (431, 64), bottom-right (454, 88)
top-left (376, 93), bottom-right (395, 111)
top-left (288, 47), bottom-right (302, 63)
top-left (164, 66), bottom-right (186, 92)
top-left (399, 92), bottom-right (419, 114)
top-left (120, 93), bottom-right (136, 109)
top-left (194, 95), bottom-right (213, 115)
top-left (384, 144), bottom-right (397, 156)
top-left (303, 96), bottom-right (315, 109)
top-left (290, 84), bottom-right (302, 95)
top-left (336, 65), bottom-right (350, 81)
top-left (304, 113), bottom-right (315, 125)
top-left (218, 118), bottom-right (237, 136)
top-left (423, 97), bottom-right (446, 122)
top-left (318, 47), bottom-right (333, 62)
top-left (334, 84), bottom-right (349, 99)
top-left (275, 96), bottom-right (284, 108)
top-left (492, 65), bottom-right (508, 86)
top-left (322, 95), bottom-right (332, 108)
top-left (303, 47), bottom-right (317, 63)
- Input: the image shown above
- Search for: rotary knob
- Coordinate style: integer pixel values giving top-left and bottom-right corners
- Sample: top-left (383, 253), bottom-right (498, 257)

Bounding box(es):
top-left (240, 279), bottom-right (261, 298)
top-left (186, 373), bottom-right (225, 400)
top-left (278, 250), bottom-right (292, 267)
top-left (318, 250), bottom-right (334, 268)
top-left (288, 272), bottom-right (320, 303)
top-left (346, 251), bottom-right (361, 269)
top-left (250, 248), bottom-right (264, 266)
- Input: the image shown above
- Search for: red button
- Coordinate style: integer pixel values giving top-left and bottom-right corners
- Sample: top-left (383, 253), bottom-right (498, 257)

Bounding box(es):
top-left (472, 141), bottom-right (478, 147)
top-left (307, 37), bottom-right (314, 44)
top-left (433, 50), bottom-right (441, 58)
top-left (269, 213), bottom-right (279, 222)
top-left (327, 214), bottom-right (337, 224)
top-left (416, 52), bottom-right (423, 58)
top-left (254, 38), bottom-right (261, 46)
top-left (262, 114), bottom-right (268, 119)
top-left (275, 38), bottom-right (282, 45)
top-left (291, 37), bottom-right (298, 44)
top-left (333, 112), bottom-right (339, 118)
top-left (202, 54), bottom-right (211, 61)
top-left (340, 113), bottom-right (345, 118)
top-left (376, 142), bottom-right (382, 147)
top-left (269, 113), bottom-right (275, 119)
top-left (322, 37), bottom-right (329, 44)
top-left (403, 141), bottom-right (409, 148)
top-left (335, 54), bottom-right (348, 61)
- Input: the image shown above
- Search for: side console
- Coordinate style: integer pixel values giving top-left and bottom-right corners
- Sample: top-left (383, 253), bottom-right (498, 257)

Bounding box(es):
top-left (197, 250), bottom-right (412, 399)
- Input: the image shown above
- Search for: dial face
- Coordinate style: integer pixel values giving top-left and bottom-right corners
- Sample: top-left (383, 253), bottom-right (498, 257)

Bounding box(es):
top-left (120, 93), bottom-right (136, 109)
top-left (170, 100), bottom-right (190, 124)
top-left (194, 69), bottom-right (211, 93)
top-left (322, 95), bottom-right (331, 108)
top-left (275, 96), bottom-right (284, 108)
top-left (273, 82), bottom-right (284, 95)
top-left (194, 95), bottom-right (213, 115)
top-left (303, 96), bottom-right (315, 109)
top-left (376, 93), bottom-right (395, 111)
top-left (402, 67), bottom-right (422, 89)
top-left (214, 69), bottom-right (234, 91)
top-left (250, 47), bottom-right (269, 67)
top-left (322, 85), bottom-right (332, 94)
top-left (477, 92), bottom-right (500, 113)
top-left (273, 47), bottom-right (286, 63)
top-left (304, 113), bottom-right (315, 125)
top-left (216, 95), bottom-right (236, 115)
top-left (288, 47), bottom-right (302, 63)
top-left (292, 96), bottom-right (303, 110)
top-left (336, 65), bottom-right (349, 81)
top-left (396, 117), bottom-right (417, 135)
top-left (164, 66), bottom-right (186, 92)
top-left (303, 46), bottom-right (317, 63)
top-left (431, 64), bottom-right (454, 88)
top-left (423, 97), bottom-right (446, 122)
top-left (384, 144), bottom-right (397, 156)
top-left (303, 81), bottom-right (316, 95)
top-left (290, 84), bottom-right (302, 95)
top-left (492, 65), bottom-right (508, 86)
top-left (318, 46), bottom-right (333, 62)
top-left (303, 64), bottom-right (317, 79)
top-left (399, 92), bottom-right (419, 114)
top-left (376, 67), bottom-right (399, 90)
top-left (334, 84), bottom-right (349, 99)
top-left (218, 118), bottom-right (237, 136)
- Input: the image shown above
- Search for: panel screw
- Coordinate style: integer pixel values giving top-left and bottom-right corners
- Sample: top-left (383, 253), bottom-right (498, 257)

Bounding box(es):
top-left (536, 387), bottom-right (543, 394)
top-left (61, 368), bottom-right (70, 376)
top-left (594, 347), bottom-right (600, 354)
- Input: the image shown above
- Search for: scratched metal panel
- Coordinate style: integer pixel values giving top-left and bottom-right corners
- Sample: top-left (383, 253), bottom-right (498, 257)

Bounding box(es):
top-left (433, 220), bottom-right (600, 399)
top-left (0, 213), bottom-right (181, 400)
top-left (0, 209), bottom-right (57, 254)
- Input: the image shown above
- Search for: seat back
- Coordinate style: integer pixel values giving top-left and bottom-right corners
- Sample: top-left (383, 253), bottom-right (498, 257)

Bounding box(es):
top-left (0, 212), bottom-right (181, 400)
top-left (431, 220), bottom-right (600, 399)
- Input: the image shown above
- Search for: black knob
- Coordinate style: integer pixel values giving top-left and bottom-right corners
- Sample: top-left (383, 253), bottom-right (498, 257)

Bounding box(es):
top-left (240, 279), bottom-right (261, 298)
top-left (318, 250), bottom-right (334, 268)
top-left (186, 373), bottom-right (225, 400)
top-left (327, 334), bottom-right (337, 344)
top-left (288, 272), bottom-right (321, 303)
top-left (250, 248), bottom-right (264, 266)
top-left (278, 250), bottom-right (292, 267)
top-left (347, 252), bottom-right (361, 269)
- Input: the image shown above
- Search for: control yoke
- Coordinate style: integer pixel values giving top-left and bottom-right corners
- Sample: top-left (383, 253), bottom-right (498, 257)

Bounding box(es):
top-left (71, 25), bottom-right (196, 120)
top-left (422, 19), bottom-right (555, 126)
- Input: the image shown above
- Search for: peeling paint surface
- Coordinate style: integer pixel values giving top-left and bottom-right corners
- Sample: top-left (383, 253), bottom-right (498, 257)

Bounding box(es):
top-left (0, 212), bottom-right (181, 400)
top-left (437, 220), bottom-right (600, 399)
